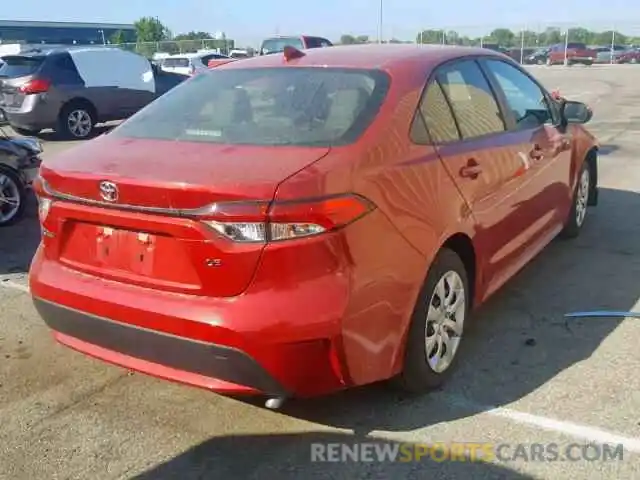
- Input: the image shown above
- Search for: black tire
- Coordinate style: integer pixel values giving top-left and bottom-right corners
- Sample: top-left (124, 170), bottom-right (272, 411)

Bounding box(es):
top-left (56, 101), bottom-right (97, 140)
top-left (393, 248), bottom-right (470, 394)
top-left (0, 165), bottom-right (27, 227)
top-left (583, 61), bottom-right (593, 66)
top-left (12, 127), bottom-right (41, 136)
top-left (559, 161), bottom-right (591, 239)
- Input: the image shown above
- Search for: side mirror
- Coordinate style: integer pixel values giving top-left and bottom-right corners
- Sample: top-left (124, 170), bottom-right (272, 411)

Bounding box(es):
top-left (561, 100), bottom-right (593, 124)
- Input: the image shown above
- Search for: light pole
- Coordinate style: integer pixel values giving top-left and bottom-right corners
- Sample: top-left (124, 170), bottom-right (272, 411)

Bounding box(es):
top-left (377, 0), bottom-right (383, 44)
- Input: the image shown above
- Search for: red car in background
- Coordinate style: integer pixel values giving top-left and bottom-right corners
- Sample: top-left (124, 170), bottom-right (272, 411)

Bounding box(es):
top-left (30, 45), bottom-right (599, 408)
top-left (208, 58), bottom-right (237, 68)
top-left (547, 42), bottom-right (597, 65)
top-left (616, 48), bottom-right (640, 64)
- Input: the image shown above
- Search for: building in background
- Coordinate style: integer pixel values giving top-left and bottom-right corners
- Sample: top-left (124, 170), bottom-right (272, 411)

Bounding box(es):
top-left (0, 20), bottom-right (136, 45)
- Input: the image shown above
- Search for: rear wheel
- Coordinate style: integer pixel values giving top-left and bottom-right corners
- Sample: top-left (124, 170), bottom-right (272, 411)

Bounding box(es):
top-left (393, 248), bottom-right (470, 393)
top-left (0, 165), bottom-right (26, 227)
top-left (57, 102), bottom-right (96, 140)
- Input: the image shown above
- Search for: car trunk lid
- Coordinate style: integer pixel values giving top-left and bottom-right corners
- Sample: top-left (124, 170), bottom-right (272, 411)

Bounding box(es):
top-left (39, 135), bottom-right (331, 297)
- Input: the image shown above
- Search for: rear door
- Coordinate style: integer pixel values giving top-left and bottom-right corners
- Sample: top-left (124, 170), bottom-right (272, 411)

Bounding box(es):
top-left (425, 58), bottom-right (538, 298)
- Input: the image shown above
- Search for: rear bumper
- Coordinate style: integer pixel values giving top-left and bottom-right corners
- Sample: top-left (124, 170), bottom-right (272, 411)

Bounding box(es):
top-left (2, 96), bottom-right (60, 130)
top-left (34, 297), bottom-right (289, 396)
top-left (29, 245), bottom-right (351, 398)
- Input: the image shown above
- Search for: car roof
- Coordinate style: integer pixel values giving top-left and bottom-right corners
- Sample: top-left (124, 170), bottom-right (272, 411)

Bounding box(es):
top-left (222, 43), bottom-right (507, 71)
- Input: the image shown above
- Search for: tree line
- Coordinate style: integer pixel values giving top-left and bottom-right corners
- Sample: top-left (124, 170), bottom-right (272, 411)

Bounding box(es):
top-left (112, 18), bottom-right (640, 55)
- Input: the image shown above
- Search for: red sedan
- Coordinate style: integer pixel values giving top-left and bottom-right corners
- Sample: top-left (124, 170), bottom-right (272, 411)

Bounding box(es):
top-left (30, 44), bottom-right (599, 408)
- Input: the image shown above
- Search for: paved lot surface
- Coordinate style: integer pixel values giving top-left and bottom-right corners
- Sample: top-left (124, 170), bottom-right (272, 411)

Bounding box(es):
top-left (1, 65), bottom-right (640, 479)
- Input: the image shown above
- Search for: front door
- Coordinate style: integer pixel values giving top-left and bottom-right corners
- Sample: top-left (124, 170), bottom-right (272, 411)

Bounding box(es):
top-left (424, 59), bottom-right (535, 297)
top-left (480, 58), bottom-right (573, 253)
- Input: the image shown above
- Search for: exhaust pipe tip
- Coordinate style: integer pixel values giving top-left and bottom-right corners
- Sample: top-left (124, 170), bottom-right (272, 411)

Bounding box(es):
top-left (265, 397), bottom-right (286, 410)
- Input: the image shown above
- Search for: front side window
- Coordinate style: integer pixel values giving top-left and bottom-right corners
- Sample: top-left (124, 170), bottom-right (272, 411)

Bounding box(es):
top-left (483, 59), bottom-right (554, 130)
top-left (113, 67), bottom-right (390, 146)
top-left (436, 59), bottom-right (505, 140)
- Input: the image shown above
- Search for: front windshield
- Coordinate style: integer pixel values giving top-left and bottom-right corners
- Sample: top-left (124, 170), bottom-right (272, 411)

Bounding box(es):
top-left (112, 67), bottom-right (390, 147)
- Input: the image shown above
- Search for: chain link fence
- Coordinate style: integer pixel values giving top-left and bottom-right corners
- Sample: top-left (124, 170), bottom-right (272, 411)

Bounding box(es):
top-left (114, 39), bottom-right (236, 58)
top-left (414, 22), bottom-right (640, 64)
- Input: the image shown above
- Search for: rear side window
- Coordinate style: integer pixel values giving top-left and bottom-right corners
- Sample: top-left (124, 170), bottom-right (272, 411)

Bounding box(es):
top-left (411, 80), bottom-right (460, 144)
top-left (163, 58), bottom-right (190, 68)
top-left (261, 37), bottom-right (304, 55)
top-left (0, 56), bottom-right (44, 78)
top-left (436, 60), bottom-right (505, 140)
top-left (113, 67), bottom-right (390, 146)
top-left (567, 43), bottom-right (586, 50)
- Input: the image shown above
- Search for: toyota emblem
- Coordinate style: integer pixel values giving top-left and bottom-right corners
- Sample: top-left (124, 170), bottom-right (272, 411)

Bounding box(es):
top-left (99, 181), bottom-right (118, 202)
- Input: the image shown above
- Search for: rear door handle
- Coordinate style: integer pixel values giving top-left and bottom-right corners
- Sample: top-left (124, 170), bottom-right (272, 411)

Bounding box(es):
top-left (459, 159), bottom-right (482, 179)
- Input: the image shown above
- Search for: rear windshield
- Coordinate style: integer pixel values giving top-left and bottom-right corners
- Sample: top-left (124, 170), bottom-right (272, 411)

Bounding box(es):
top-left (162, 57), bottom-right (190, 68)
top-left (112, 67), bottom-right (390, 147)
top-left (0, 55), bottom-right (44, 78)
top-left (260, 37), bottom-right (304, 55)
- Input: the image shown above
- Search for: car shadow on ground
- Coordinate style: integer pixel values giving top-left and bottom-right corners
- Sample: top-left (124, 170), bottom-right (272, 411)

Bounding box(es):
top-left (598, 144), bottom-right (620, 156)
top-left (243, 187), bottom-right (639, 434)
top-left (0, 192), bottom-right (39, 276)
top-left (36, 124), bottom-right (115, 142)
top-left (133, 431), bottom-right (535, 479)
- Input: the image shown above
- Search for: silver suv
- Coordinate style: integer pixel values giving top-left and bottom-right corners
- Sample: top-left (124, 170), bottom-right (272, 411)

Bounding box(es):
top-left (0, 47), bottom-right (188, 139)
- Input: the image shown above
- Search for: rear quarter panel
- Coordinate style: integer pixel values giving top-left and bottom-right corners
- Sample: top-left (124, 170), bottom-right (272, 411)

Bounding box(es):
top-left (273, 62), bottom-right (475, 384)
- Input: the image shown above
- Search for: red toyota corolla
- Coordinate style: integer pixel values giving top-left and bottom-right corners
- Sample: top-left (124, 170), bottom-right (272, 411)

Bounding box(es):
top-left (29, 44), bottom-right (599, 408)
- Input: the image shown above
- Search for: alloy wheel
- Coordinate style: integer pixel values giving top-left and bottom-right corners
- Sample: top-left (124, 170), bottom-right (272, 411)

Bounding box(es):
top-left (424, 270), bottom-right (466, 373)
top-left (575, 167), bottom-right (590, 227)
top-left (67, 109), bottom-right (93, 138)
top-left (0, 172), bottom-right (21, 224)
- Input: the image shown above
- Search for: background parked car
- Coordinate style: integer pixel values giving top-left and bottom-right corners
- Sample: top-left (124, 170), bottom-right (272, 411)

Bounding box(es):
top-left (160, 52), bottom-right (230, 76)
top-left (0, 47), bottom-right (188, 139)
top-left (0, 109), bottom-right (42, 226)
top-left (593, 45), bottom-right (627, 63)
top-left (259, 35), bottom-right (333, 55)
top-left (547, 42), bottom-right (596, 65)
top-left (506, 47), bottom-right (536, 63)
top-left (615, 47), bottom-right (640, 64)
top-left (523, 47), bottom-right (550, 64)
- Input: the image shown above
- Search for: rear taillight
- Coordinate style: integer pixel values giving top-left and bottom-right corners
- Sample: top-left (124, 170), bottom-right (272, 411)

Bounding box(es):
top-left (201, 194), bottom-right (375, 243)
top-left (32, 176), bottom-right (52, 225)
top-left (18, 78), bottom-right (51, 95)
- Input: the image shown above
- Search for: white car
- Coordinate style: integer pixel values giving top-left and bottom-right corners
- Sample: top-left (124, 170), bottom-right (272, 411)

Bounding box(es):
top-left (160, 52), bottom-right (230, 76)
